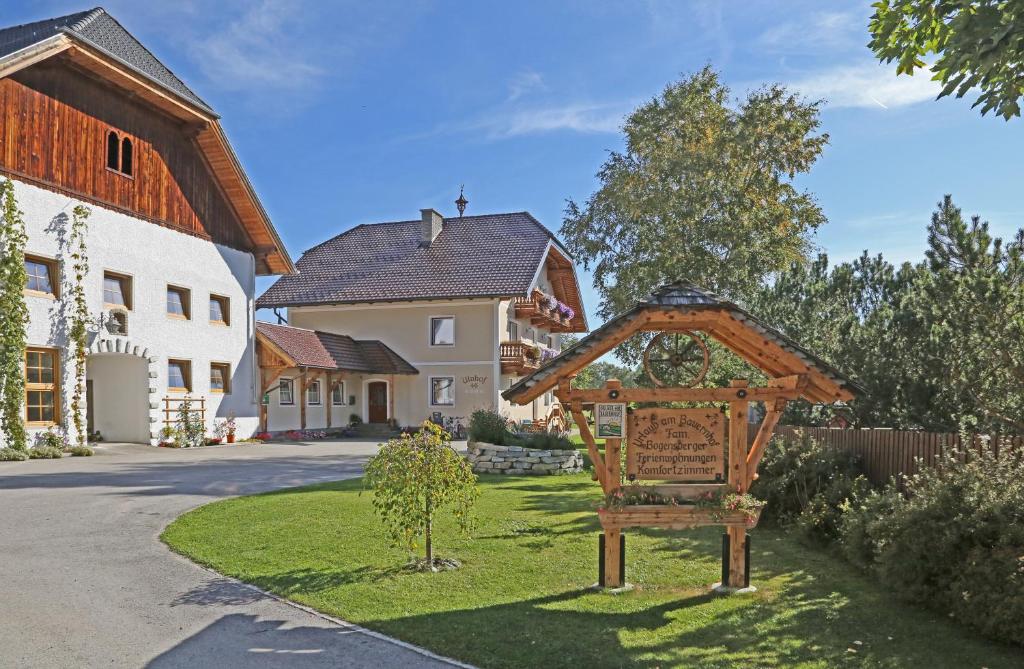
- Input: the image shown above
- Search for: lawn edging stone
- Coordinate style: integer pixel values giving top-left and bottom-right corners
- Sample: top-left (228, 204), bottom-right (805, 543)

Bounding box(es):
top-left (466, 441), bottom-right (583, 475)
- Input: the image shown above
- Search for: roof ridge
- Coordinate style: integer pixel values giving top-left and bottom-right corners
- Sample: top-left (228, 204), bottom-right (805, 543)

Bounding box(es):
top-left (68, 7), bottom-right (106, 31)
top-left (256, 320), bottom-right (317, 334)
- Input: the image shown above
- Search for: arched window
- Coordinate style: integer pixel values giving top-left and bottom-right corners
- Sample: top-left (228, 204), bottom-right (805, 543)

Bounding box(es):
top-left (106, 131), bottom-right (119, 170)
top-left (120, 137), bottom-right (133, 176)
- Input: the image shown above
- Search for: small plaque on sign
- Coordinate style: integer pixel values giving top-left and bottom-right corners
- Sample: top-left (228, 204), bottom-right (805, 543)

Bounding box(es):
top-left (627, 408), bottom-right (725, 481)
top-left (595, 403), bottom-right (626, 438)
top-left (261, 393), bottom-right (270, 406)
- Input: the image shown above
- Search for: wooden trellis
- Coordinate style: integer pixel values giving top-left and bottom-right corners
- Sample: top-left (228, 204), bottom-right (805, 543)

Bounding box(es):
top-left (503, 283), bottom-right (859, 591)
top-left (162, 396), bottom-right (206, 429)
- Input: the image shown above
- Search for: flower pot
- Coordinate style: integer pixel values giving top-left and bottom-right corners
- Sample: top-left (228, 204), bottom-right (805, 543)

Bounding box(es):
top-left (227, 433), bottom-right (235, 444)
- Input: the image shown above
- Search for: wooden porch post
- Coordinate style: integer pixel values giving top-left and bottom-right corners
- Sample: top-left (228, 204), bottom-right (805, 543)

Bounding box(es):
top-left (299, 368), bottom-right (307, 430)
top-left (325, 372), bottom-right (333, 429)
top-left (727, 379), bottom-right (750, 588)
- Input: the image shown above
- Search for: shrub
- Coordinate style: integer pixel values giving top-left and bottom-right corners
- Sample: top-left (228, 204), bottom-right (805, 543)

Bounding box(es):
top-left (29, 445), bottom-right (63, 459)
top-left (68, 445), bottom-right (94, 457)
top-left (364, 421), bottom-right (478, 569)
top-left (468, 409), bottom-right (513, 445)
top-left (519, 431), bottom-right (572, 451)
top-left (751, 431), bottom-right (870, 542)
top-left (349, 413), bottom-right (362, 425)
top-left (850, 450), bottom-right (1024, 645)
top-left (37, 429), bottom-right (69, 451)
top-left (838, 485), bottom-right (904, 571)
top-left (0, 447), bottom-right (28, 461)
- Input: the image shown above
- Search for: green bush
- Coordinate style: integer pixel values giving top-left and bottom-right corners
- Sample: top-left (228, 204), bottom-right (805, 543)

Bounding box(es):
top-left (37, 429), bottom-right (69, 451)
top-left (468, 409), bottom-right (513, 445)
top-left (519, 431), bottom-right (572, 451)
top-left (69, 445), bottom-right (94, 457)
top-left (837, 485), bottom-right (904, 571)
top-left (848, 450), bottom-right (1024, 646)
top-left (751, 431), bottom-right (869, 542)
top-left (0, 447), bottom-right (28, 461)
top-left (29, 445), bottom-right (63, 459)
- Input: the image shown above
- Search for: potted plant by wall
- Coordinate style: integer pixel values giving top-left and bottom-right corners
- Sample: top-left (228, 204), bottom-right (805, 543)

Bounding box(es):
top-left (225, 413), bottom-right (236, 443)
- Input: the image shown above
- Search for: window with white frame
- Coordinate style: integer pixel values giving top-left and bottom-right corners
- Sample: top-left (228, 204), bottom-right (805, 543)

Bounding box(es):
top-left (279, 378), bottom-right (294, 405)
top-left (544, 390), bottom-right (552, 406)
top-left (307, 380), bottom-right (321, 406)
top-left (507, 320), bottom-right (519, 341)
top-left (430, 376), bottom-right (454, 406)
top-left (430, 316), bottom-right (455, 346)
top-left (332, 381), bottom-right (346, 405)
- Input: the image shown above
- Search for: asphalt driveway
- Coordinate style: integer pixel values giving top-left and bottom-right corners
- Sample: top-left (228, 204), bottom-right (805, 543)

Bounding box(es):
top-left (0, 441), bottom-right (467, 668)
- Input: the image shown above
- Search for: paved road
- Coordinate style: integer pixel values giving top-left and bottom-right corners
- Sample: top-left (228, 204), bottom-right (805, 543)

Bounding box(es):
top-left (0, 441), bottom-right (465, 668)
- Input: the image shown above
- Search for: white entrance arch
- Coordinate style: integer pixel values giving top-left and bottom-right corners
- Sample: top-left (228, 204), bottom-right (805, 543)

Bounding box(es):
top-left (86, 336), bottom-right (160, 444)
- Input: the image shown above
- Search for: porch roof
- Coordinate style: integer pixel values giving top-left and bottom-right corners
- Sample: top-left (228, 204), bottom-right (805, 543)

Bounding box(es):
top-left (256, 322), bottom-right (417, 375)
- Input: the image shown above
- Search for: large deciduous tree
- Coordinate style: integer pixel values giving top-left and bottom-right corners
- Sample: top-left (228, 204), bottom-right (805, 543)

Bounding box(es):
top-left (869, 0), bottom-right (1024, 119)
top-left (561, 66), bottom-right (828, 363)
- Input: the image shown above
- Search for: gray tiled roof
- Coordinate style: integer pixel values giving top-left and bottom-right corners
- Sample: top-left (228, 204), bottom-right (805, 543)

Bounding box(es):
top-left (503, 282), bottom-right (863, 404)
top-left (0, 7), bottom-right (214, 115)
top-left (257, 322), bottom-right (418, 375)
top-left (257, 212), bottom-right (561, 308)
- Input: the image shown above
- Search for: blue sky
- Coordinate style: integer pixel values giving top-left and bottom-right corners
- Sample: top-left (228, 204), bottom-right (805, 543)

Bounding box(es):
top-left (15, 1), bottom-right (1024, 324)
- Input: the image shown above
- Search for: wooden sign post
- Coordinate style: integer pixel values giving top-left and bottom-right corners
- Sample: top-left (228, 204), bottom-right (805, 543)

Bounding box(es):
top-left (503, 282), bottom-right (859, 594)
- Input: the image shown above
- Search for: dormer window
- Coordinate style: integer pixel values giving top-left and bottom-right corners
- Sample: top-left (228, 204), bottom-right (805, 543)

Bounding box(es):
top-left (105, 130), bottom-right (134, 177)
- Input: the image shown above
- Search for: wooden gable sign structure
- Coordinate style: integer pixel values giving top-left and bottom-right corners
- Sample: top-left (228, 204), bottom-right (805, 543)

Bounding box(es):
top-left (502, 282), bottom-right (860, 591)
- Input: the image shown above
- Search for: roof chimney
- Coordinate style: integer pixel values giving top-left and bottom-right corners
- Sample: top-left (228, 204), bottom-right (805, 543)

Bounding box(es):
top-left (420, 208), bottom-right (443, 246)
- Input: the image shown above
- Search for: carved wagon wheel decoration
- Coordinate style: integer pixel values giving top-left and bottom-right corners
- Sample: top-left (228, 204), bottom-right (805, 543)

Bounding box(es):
top-left (643, 330), bottom-right (710, 388)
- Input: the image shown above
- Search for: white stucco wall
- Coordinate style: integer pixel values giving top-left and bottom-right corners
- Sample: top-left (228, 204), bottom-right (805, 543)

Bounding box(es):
top-left (10, 178), bottom-right (260, 446)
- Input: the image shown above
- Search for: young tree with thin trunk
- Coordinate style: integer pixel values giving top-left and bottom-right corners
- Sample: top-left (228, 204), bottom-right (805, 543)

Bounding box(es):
top-left (364, 421), bottom-right (478, 569)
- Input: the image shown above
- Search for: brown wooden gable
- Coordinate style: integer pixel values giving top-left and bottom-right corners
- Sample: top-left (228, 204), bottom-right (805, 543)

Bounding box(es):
top-left (0, 37), bottom-right (293, 275)
top-left (542, 243), bottom-right (588, 332)
top-left (503, 282), bottom-right (861, 405)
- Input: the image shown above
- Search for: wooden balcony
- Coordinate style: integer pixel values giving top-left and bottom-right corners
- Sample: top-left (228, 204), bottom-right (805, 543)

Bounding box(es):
top-left (500, 341), bottom-right (541, 374)
top-left (513, 290), bottom-right (573, 331)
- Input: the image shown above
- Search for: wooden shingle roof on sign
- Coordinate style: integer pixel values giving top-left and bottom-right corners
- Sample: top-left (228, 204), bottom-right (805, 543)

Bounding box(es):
top-left (256, 322), bottom-right (418, 375)
top-left (502, 282), bottom-right (862, 405)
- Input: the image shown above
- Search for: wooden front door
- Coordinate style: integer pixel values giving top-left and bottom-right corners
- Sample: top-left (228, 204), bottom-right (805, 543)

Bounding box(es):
top-left (368, 382), bottom-right (388, 423)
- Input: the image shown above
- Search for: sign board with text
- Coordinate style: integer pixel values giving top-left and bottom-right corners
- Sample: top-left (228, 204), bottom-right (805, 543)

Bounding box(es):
top-left (595, 403), bottom-right (626, 438)
top-left (626, 408), bottom-right (725, 481)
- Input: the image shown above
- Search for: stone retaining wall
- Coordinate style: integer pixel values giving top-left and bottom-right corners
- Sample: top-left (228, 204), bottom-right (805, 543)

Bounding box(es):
top-left (466, 441), bottom-right (583, 475)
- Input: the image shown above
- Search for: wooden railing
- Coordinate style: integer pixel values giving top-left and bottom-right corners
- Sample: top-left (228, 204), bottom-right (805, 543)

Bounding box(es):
top-left (500, 341), bottom-right (540, 374)
top-left (513, 289), bottom-right (572, 330)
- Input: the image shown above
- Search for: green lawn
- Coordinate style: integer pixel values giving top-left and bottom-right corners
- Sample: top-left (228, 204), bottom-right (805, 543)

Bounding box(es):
top-left (162, 474), bottom-right (1020, 668)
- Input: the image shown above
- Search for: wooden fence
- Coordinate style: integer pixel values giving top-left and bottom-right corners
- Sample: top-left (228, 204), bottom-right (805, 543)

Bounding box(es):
top-left (759, 425), bottom-right (1024, 485)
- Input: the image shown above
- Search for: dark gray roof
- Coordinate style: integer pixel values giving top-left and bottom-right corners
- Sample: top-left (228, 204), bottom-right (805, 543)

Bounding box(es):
top-left (257, 322), bottom-right (418, 375)
top-left (257, 212), bottom-right (563, 308)
top-left (503, 282), bottom-right (863, 404)
top-left (0, 7), bottom-right (214, 115)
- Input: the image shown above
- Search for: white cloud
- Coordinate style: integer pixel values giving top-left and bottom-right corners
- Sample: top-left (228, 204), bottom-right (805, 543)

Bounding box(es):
top-left (474, 101), bottom-right (631, 139)
top-left (787, 62), bottom-right (942, 110)
top-left (507, 71), bottom-right (545, 101)
top-left (757, 10), bottom-right (865, 53)
top-left (190, 0), bottom-right (323, 92)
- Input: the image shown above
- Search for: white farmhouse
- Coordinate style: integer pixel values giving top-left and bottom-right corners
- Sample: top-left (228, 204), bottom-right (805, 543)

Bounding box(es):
top-left (0, 8), bottom-right (294, 445)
